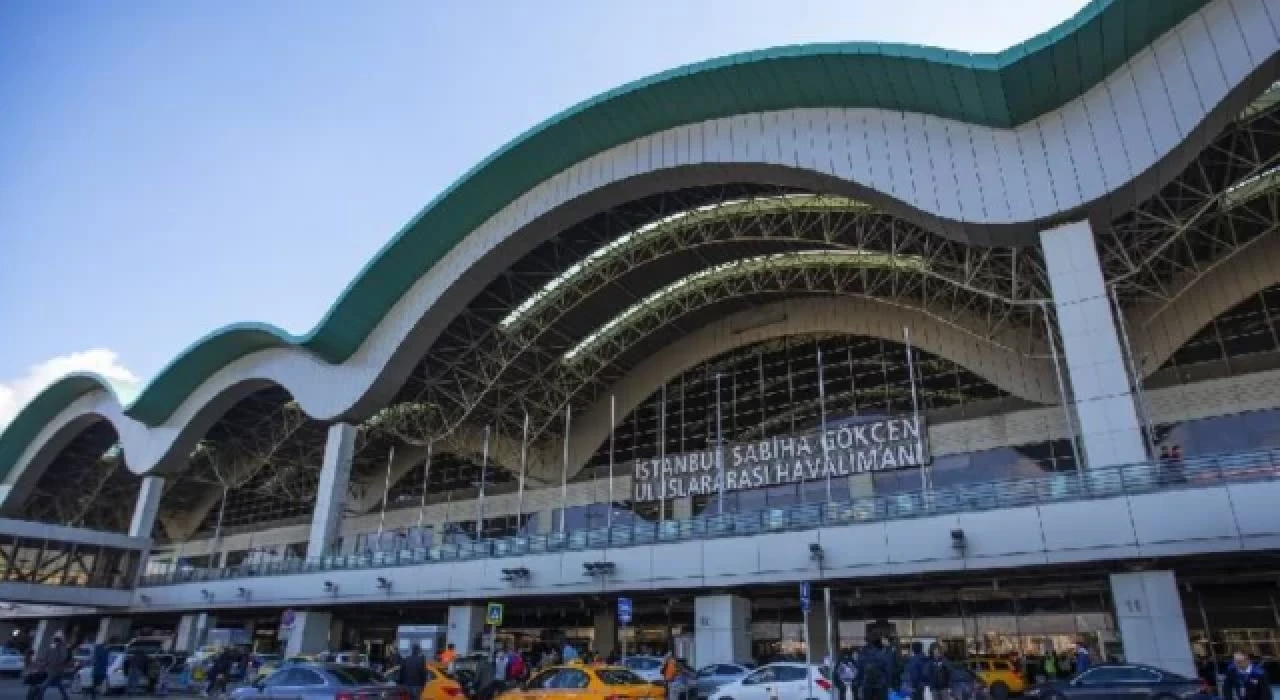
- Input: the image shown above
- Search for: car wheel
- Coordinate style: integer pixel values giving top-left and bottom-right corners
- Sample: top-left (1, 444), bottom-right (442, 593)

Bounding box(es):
top-left (989, 682), bottom-right (1009, 700)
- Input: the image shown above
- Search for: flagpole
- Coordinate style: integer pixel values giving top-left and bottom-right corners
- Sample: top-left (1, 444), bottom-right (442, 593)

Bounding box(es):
top-left (377, 446), bottom-right (396, 538)
top-left (416, 441), bottom-right (433, 530)
top-left (516, 412), bottom-right (530, 531)
top-left (903, 326), bottom-right (928, 496)
top-left (560, 406), bottom-right (571, 535)
top-left (607, 395), bottom-right (616, 529)
top-left (716, 373), bottom-right (726, 515)
top-left (818, 346), bottom-right (831, 503)
top-left (476, 426), bottom-right (491, 539)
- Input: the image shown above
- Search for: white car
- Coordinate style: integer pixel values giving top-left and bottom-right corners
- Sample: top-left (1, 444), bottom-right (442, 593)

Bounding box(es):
top-left (708, 662), bottom-right (833, 700)
top-left (0, 648), bottom-right (24, 677)
top-left (72, 652), bottom-right (176, 694)
top-left (622, 656), bottom-right (696, 700)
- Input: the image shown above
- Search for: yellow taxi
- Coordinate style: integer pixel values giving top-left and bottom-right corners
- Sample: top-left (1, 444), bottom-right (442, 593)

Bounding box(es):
top-left (964, 657), bottom-right (1025, 699)
top-left (420, 663), bottom-right (466, 700)
top-left (497, 664), bottom-right (665, 700)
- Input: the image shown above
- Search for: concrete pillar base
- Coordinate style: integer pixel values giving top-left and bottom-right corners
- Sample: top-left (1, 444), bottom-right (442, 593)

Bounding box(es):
top-left (285, 612), bottom-right (333, 656)
top-left (593, 611), bottom-right (618, 658)
top-left (96, 618), bottom-right (131, 645)
top-left (1110, 571), bottom-right (1195, 677)
top-left (694, 595), bottom-right (752, 668)
top-left (447, 606), bottom-right (485, 655)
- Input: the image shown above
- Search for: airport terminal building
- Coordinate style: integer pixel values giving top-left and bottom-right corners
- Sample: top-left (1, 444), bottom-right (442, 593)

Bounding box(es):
top-left (2, 0), bottom-right (1280, 678)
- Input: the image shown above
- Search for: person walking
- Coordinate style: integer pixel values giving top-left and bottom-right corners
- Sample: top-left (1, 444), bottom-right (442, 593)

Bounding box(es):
top-left (660, 653), bottom-right (681, 700)
top-left (859, 641), bottom-right (892, 700)
top-left (925, 645), bottom-right (951, 700)
top-left (836, 653), bottom-right (857, 700)
top-left (87, 641), bottom-right (110, 700)
top-left (1223, 651), bottom-right (1272, 700)
top-left (906, 643), bottom-right (927, 700)
top-left (399, 644), bottom-right (428, 700)
top-left (1072, 642), bottom-right (1090, 675)
top-left (128, 647), bottom-right (149, 696)
top-left (36, 633), bottom-right (71, 700)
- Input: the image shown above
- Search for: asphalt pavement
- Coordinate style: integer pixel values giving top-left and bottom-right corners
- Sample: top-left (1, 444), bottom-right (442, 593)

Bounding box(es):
top-left (0, 678), bottom-right (211, 700)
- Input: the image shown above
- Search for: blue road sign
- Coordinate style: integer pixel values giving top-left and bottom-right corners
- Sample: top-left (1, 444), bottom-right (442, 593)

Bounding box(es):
top-left (799, 582), bottom-right (811, 613)
top-left (486, 602), bottom-right (504, 626)
top-left (618, 597), bottom-right (633, 624)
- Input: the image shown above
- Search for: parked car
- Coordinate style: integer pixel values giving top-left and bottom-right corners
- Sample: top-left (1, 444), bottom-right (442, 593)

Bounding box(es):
top-left (622, 657), bottom-right (697, 700)
top-left (1023, 663), bottom-right (1204, 700)
top-left (695, 664), bottom-right (755, 699)
top-left (707, 662), bottom-right (832, 700)
top-left (965, 657), bottom-right (1025, 700)
top-left (497, 665), bottom-right (662, 700)
top-left (72, 651), bottom-right (178, 695)
top-left (0, 647), bottom-right (25, 677)
top-left (947, 663), bottom-right (991, 700)
top-left (233, 663), bottom-right (407, 700)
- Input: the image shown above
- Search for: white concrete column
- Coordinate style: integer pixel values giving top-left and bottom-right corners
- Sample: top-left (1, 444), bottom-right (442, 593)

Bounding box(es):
top-left (694, 595), bottom-right (752, 668)
top-left (130, 476), bottom-right (165, 538)
top-left (593, 610), bottom-right (617, 658)
top-left (285, 611), bottom-right (333, 656)
top-left (173, 613), bottom-right (213, 652)
top-left (308, 424), bottom-right (357, 559)
top-left (95, 617), bottom-right (131, 645)
top-left (1041, 221), bottom-right (1147, 468)
top-left (1110, 571), bottom-right (1195, 677)
top-left (672, 498), bottom-right (693, 520)
top-left (447, 606), bottom-right (485, 655)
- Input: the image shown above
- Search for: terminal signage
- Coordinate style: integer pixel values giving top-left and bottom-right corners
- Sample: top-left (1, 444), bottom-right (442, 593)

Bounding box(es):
top-left (486, 602), bottom-right (504, 626)
top-left (618, 597), bottom-right (632, 624)
top-left (631, 415), bottom-right (929, 503)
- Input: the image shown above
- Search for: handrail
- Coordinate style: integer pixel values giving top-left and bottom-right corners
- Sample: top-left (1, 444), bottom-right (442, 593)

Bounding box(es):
top-left (139, 448), bottom-right (1280, 587)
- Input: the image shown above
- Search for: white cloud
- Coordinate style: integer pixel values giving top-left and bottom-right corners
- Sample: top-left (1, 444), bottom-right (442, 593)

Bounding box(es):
top-left (0, 349), bottom-right (140, 430)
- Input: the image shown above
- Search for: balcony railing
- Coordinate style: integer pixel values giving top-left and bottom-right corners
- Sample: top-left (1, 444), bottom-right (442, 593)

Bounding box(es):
top-left (139, 448), bottom-right (1280, 586)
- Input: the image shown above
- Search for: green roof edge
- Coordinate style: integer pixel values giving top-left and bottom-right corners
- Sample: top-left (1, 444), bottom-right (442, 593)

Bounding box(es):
top-left (0, 0), bottom-right (1210, 475)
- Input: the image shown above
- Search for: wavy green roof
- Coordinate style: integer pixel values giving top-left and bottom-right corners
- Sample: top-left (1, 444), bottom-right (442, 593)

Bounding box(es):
top-left (0, 0), bottom-right (1209, 477)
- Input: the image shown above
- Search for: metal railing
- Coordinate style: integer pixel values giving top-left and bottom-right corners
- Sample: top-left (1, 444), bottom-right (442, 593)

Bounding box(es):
top-left (139, 447), bottom-right (1280, 586)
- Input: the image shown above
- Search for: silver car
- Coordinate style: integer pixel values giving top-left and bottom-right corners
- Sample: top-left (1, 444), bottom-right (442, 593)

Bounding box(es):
top-left (695, 664), bottom-right (755, 699)
top-left (233, 663), bottom-right (408, 700)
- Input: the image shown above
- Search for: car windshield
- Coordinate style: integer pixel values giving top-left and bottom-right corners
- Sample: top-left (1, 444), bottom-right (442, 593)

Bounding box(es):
top-left (597, 670), bottom-right (648, 686)
top-left (330, 666), bottom-right (385, 686)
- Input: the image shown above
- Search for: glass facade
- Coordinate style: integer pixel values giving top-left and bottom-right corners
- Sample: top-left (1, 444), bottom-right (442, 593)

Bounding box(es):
top-left (751, 587), bottom-right (1115, 670)
top-left (0, 535), bottom-right (140, 589)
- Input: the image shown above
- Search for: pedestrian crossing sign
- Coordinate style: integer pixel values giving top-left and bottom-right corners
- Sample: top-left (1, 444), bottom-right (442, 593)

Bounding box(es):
top-left (487, 602), bottom-right (504, 626)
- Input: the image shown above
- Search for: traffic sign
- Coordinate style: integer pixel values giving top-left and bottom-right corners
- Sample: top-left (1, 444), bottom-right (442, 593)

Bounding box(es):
top-left (618, 597), bottom-right (633, 624)
top-left (486, 602), bottom-right (504, 626)
top-left (799, 582), bottom-right (811, 613)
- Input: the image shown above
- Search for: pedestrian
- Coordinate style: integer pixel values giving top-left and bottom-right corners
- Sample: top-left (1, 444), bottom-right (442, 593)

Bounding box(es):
top-left (36, 632), bottom-right (71, 700)
top-left (88, 640), bottom-right (110, 700)
top-left (836, 654), bottom-right (857, 700)
top-left (906, 643), bottom-right (927, 700)
top-left (128, 647), bottom-right (150, 695)
top-left (399, 644), bottom-right (428, 700)
top-left (561, 641), bottom-right (578, 664)
top-left (507, 650), bottom-right (527, 682)
top-left (1223, 651), bottom-right (1271, 700)
top-left (925, 645), bottom-right (950, 700)
top-left (23, 648), bottom-right (44, 700)
top-left (1072, 642), bottom-right (1089, 674)
top-left (474, 653), bottom-right (496, 700)
top-left (660, 653), bottom-right (680, 700)
top-left (494, 646), bottom-right (510, 686)
top-left (859, 641), bottom-right (892, 700)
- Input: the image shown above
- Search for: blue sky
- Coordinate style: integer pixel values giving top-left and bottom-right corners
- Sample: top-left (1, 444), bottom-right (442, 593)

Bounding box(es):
top-left (0, 0), bottom-right (1087, 424)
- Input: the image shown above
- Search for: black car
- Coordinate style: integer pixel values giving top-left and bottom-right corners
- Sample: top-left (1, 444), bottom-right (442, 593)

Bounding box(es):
top-left (1024, 663), bottom-right (1207, 700)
